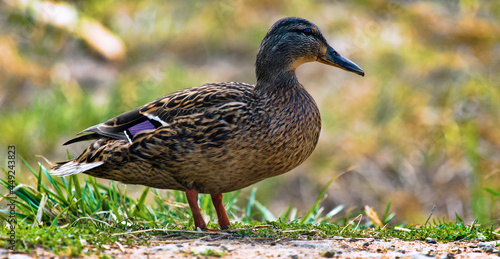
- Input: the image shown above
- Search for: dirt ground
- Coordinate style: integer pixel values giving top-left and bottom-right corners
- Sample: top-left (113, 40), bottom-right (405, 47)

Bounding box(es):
top-left (5, 237), bottom-right (500, 258)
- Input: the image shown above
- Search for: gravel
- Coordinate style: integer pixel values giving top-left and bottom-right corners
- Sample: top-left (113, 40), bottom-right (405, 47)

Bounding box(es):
top-left (9, 238), bottom-right (500, 258)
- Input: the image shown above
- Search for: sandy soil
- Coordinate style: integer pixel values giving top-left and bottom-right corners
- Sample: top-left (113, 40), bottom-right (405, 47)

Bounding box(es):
top-left (5, 236), bottom-right (500, 258)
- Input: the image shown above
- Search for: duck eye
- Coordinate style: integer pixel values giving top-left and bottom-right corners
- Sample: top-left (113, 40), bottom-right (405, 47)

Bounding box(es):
top-left (302, 28), bottom-right (313, 36)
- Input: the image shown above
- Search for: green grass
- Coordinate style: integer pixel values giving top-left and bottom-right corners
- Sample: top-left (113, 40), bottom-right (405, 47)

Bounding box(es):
top-left (1, 159), bottom-right (499, 256)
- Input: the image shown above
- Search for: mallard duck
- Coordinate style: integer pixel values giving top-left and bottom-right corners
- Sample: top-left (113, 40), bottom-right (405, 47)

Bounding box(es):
top-left (52, 17), bottom-right (364, 230)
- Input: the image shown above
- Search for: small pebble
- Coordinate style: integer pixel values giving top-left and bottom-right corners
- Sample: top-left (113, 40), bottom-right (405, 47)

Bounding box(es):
top-left (221, 245), bottom-right (234, 252)
top-left (425, 237), bottom-right (437, 244)
top-left (477, 242), bottom-right (494, 253)
top-left (426, 250), bottom-right (436, 257)
top-left (483, 246), bottom-right (493, 253)
top-left (289, 255), bottom-right (299, 259)
top-left (320, 250), bottom-right (335, 258)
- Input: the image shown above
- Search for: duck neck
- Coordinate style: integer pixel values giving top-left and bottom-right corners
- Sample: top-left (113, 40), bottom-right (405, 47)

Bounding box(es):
top-left (254, 60), bottom-right (300, 95)
top-left (254, 38), bottom-right (302, 95)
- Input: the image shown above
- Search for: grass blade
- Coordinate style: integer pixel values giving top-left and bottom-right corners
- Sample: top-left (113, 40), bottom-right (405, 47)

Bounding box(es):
top-left (71, 174), bottom-right (84, 212)
top-left (320, 205), bottom-right (344, 223)
top-left (35, 194), bottom-right (48, 226)
top-left (134, 187), bottom-right (150, 216)
top-left (254, 200), bottom-right (277, 221)
top-left (246, 187), bottom-right (257, 219)
top-left (484, 188), bottom-right (500, 197)
top-left (280, 202), bottom-right (293, 222)
top-left (300, 176), bottom-right (336, 224)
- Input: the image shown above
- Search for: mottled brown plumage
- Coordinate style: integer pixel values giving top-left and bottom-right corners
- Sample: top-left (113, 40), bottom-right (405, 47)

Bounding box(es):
top-left (52, 17), bottom-right (364, 230)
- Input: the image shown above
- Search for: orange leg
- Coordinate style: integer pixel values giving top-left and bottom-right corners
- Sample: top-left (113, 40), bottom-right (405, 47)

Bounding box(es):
top-left (185, 189), bottom-right (207, 230)
top-left (211, 193), bottom-right (230, 230)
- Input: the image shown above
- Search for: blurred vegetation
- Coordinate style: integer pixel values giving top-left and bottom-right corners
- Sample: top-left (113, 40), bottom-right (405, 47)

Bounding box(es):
top-left (1, 0), bottom-right (499, 225)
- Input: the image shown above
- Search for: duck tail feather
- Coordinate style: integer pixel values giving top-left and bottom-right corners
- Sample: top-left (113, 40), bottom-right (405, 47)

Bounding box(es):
top-left (51, 161), bottom-right (104, 176)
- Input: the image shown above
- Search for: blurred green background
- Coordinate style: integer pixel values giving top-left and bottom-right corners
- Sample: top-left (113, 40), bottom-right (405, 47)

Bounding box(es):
top-left (1, 0), bottom-right (499, 225)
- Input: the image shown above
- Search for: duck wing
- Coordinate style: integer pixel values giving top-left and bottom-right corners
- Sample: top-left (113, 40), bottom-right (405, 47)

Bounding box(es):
top-left (63, 82), bottom-right (254, 145)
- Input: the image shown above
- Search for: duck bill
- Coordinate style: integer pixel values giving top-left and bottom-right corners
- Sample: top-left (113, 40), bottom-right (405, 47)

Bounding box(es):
top-left (318, 46), bottom-right (365, 76)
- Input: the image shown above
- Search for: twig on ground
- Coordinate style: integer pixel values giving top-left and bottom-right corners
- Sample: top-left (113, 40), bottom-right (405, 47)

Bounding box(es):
top-left (341, 214), bottom-right (362, 234)
top-left (111, 229), bottom-right (232, 236)
top-left (71, 217), bottom-right (112, 227)
top-left (150, 236), bottom-right (212, 243)
top-left (424, 205), bottom-right (436, 227)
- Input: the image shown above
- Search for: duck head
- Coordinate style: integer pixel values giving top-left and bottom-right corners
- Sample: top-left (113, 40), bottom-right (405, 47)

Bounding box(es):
top-left (256, 17), bottom-right (364, 86)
